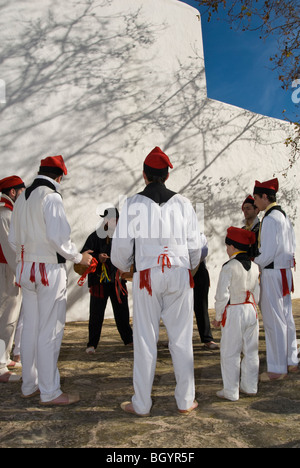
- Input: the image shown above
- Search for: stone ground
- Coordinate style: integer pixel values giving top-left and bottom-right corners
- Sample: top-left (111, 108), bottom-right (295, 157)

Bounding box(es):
top-left (0, 300), bottom-right (300, 449)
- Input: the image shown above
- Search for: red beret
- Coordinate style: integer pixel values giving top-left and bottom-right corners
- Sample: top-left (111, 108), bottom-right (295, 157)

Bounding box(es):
top-left (0, 176), bottom-right (25, 192)
top-left (40, 155), bottom-right (67, 176)
top-left (242, 195), bottom-right (255, 210)
top-left (253, 178), bottom-right (278, 195)
top-left (144, 147), bottom-right (173, 176)
top-left (226, 226), bottom-right (256, 247)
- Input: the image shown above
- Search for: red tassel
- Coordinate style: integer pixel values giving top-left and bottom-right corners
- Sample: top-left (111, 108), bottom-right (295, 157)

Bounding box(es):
top-left (39, 263), bottom-right (49, 287)
top-left (221, 307), bottom-right (227, 328)
top-left (140, 269), bottom-right (152, 296)
top-left (280, 269), bottom-right (290, 297)
top-left (189, 270), bottom-right (194, 288)
top-left (30, 263), bottom-right (36, 283)
top-left (115, 270), bottom-right (128, 304)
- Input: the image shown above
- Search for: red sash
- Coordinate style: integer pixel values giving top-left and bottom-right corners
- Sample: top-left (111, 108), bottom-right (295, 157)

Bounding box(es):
top-left (139, 249), bottom-right (195, 296)
top-left (280, 269), bottom-right (294, 297)
top-left (222, 291), bottom-right (257, 327)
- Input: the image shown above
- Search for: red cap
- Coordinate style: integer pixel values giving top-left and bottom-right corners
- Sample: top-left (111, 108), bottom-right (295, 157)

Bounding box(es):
top-left (0, 176), bottom-right (25, 192)
top-left (253, 178), bottom-right (278, 195)
top-left (144, 147), bottom-right (173, 176)
top-left (226, 226), bottom-right (256, 248)
top-left (242, 195), bottom-right (255, 210)
top-left (40, 155), bottom-right (67, 176)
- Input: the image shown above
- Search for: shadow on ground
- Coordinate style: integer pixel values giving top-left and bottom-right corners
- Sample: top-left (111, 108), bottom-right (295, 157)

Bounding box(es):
top-left (0, 301), bottom-right (299, 448)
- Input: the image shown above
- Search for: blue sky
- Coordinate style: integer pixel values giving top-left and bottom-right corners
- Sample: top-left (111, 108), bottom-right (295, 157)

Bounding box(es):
top-left (181, 0), bottom-right (299, 123)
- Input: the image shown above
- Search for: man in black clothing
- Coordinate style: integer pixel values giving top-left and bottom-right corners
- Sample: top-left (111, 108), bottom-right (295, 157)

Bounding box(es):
top-left (81, 208), bottom-right (132, 354)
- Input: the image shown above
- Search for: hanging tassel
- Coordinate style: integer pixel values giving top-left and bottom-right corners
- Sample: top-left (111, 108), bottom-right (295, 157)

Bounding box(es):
top-left (39, 263), bottom-right (49, 287)
top-left (115, 270), bottom-right (128, 304)
top-left (189, 270), bottom-right (194, 288)
top-left (280, 269), bottom-right (290, 297)
top-left (140, 269), bottom-right (152, 296)
top-left (100, 263), bottom-right (111, 283)
top-left (221, 307), bottom-right (228, 328)
top-left (30, 263), bottom-right (36, 283)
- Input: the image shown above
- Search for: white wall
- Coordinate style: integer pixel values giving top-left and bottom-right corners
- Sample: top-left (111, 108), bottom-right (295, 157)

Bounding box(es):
top-left (0, 0), bottom-right (298, 321)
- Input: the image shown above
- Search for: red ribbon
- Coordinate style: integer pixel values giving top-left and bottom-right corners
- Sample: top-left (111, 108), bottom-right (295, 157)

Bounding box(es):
top-left (77, 258), bottom-right (98, 286)
top-left (158, 252), bottom-right (172, 273)
top-left (115, 270), bottom-right (128, 304)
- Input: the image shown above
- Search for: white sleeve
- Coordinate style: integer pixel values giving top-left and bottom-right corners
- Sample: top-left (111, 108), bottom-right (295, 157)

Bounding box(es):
top-left (254, 217), bottom-right (276, 269)
top-left (1, 211), bottom-right (17, 273)
top-left (214, 264), bottom-right (232, 321)
top-left (187, 204), bottom-right (202, 270)
top-left (43, 193), bottom-right (82, 264)
top-left (199, 232), bottom-right (208, 263)
top-left (111, 200), bottom-right (135, 272)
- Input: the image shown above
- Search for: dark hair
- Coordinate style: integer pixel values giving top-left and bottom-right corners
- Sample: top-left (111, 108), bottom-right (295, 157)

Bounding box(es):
top-left (145, 173), bottom-right (168, 184)
top-left (1, 188), bottom-right (11, 196)
top-left (38, 169), bottom-right (63, 180)
top-left (255, 192), bottom-right (276, 203)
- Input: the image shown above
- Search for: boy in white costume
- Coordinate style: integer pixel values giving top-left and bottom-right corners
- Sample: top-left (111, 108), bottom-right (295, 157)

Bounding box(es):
top-left (0, 176), bottom-right (25, 383)
top-left (9, 156), bottom-right (93, 405)
top-left (253, 178), bottom-right (298, 381)
top-left (111, 147), bottom-right (202, 416)
top-left (213, 227), bottom-right (260, 401)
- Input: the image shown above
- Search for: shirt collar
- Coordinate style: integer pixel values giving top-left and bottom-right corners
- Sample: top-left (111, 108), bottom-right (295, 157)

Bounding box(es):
top-left (35, 175), bottom-right (61, 192)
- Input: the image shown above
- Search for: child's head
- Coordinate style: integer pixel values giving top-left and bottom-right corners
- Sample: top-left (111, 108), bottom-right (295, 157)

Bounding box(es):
top-left (225, 226), bottom-right (256, 257)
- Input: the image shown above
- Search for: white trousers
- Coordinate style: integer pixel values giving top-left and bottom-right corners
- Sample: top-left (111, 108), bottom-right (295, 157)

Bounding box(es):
top-left (18, 262), bottom-right (67, 402)
top-left (220, 303), bottom-right (259, 401)
top-left (132, 266), bottom-right (195, 414)
top-left (260, 269), bottom-right (298, 374)
top-left (0, 264), bottom-right (21, 374)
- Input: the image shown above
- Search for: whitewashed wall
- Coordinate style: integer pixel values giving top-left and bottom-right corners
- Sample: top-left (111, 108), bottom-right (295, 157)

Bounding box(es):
top-left (0, 0), bottom-right (298, 321)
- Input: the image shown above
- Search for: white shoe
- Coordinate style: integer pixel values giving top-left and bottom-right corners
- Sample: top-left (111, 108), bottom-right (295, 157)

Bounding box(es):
top-left (86, 346), bottom-right (96, 355)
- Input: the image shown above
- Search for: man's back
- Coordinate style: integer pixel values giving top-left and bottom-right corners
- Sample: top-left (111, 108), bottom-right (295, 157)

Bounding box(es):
top-left (112, 187), bottom-right (201, 273)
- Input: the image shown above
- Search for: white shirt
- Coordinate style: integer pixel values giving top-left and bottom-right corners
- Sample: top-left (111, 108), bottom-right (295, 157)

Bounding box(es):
top-left (0, 195), bottom-right (17, 273)
top-left (9, 176), bottom-right (82, 264)
top-left (111, 192), bottom-right (203, 273)
top-left (254, 207), bottom-right (295, 270)
top-left (215, 255), bottom-right (260, 321)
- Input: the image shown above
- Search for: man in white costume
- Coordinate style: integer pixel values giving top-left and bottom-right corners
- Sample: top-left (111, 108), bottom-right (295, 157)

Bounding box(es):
top-left (253, 178), bottom-right (298, 381)
top-left (111, 147), bottom-right (202, 416)
top-left (9, 156), bottom-right (93, 405)
top-left (0, 176), bottom-right (25, 383)
top-left (213, 227), bottom-right (260, 401)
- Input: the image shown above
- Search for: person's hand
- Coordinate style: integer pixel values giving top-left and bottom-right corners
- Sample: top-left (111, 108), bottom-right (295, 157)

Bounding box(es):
top-left (80, 250), bottom-right (94, 266)
top-left (99, 253), bottom-right (109, 263)
top-left (212, 320), bottom-right (221, 328)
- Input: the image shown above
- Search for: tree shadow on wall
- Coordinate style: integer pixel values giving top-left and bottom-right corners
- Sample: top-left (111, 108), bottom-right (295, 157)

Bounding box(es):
top-left (0, 0), bottom-right (282, 195)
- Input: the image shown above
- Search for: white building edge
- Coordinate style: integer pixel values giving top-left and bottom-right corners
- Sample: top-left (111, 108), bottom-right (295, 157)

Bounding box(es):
top-left (0, 0), bottom-right (298, 321)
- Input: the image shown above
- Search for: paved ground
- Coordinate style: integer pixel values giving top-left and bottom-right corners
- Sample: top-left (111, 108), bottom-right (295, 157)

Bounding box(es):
top-left (0, 300), bottom-right (299, 449)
